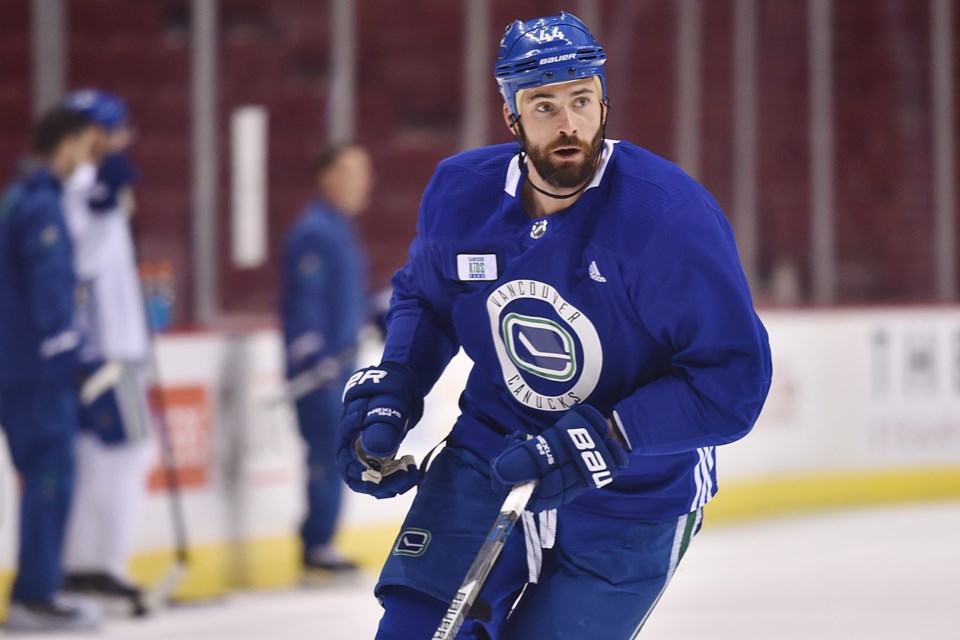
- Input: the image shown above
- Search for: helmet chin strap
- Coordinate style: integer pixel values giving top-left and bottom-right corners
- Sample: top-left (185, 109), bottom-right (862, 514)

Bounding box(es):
top-left (510, 102), bottom-right (609, 201)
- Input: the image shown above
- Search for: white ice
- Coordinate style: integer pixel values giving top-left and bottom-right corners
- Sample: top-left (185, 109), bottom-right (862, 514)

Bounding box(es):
top-left (25, 501), bottom-right (960, 639)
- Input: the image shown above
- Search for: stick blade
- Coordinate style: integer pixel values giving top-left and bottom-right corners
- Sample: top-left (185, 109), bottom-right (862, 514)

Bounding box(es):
top-left (142, 560), bottom-right (189, 613)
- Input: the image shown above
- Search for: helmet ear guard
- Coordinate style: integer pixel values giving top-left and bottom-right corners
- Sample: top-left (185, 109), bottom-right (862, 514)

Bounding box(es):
top-left (495, 11), bottom-right (607, 120)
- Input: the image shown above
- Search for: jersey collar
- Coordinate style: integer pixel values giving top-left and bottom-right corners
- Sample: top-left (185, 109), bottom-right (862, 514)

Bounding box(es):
top-left (504, 139), bottom-right (619, 198)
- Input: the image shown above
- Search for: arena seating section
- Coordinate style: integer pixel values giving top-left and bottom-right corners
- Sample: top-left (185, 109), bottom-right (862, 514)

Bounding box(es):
top-left (0, 0), bottom-right (954, 324)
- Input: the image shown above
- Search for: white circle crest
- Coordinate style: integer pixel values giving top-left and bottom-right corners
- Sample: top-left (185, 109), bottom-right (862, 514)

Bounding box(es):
top-left (487, 279), bottom-right (602, 412)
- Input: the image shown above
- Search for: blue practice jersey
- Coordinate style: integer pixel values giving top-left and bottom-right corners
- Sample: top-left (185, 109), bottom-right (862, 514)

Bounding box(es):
top-left (280, 200), bottom-right (367, 377)
top-left (0, 167), bottom-right (78, 385)
top-left (383, 140), bottom-right (772, 522)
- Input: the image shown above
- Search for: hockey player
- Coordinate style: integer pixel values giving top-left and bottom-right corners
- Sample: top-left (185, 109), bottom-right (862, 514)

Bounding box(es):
top-left (0, 108), bottom-right (100, 632)
top-left (59, 90), bottom-right (152, 615)
top-left (280, 144), bottom-right (374, 578)
top-left (337, 12), bottom-right (772, 639)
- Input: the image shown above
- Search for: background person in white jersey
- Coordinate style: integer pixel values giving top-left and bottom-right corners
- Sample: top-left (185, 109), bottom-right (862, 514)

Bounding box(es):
top-left (61, 89), bottom-right (152, 616)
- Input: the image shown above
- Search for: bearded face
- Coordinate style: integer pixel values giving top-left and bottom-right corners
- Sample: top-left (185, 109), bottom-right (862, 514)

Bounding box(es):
top-left (521, 124), bottom-right (604, 190)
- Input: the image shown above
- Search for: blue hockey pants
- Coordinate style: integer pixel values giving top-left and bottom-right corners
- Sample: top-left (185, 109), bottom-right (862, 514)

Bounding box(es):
top-left (374, 445), bottom-right (702, 639)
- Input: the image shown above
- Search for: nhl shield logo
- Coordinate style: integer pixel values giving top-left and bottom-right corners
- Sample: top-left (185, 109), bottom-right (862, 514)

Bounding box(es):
top-left (530, 219), bottom-right (548, 239)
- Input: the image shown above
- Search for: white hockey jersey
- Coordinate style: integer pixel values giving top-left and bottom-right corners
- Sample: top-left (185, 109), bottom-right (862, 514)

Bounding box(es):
top-left (63, 161), bottom-right (150, 362)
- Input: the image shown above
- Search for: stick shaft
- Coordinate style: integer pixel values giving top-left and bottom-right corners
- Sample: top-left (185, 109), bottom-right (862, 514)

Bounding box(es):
top-left (268, 348), bottom-right (357, 406)
top-left (432, 481), bottom-right (536, 640)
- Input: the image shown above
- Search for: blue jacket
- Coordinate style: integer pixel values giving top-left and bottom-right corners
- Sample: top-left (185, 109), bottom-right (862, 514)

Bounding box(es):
top-left (383, 140), bottom-right (772, 521)
top-left (0, 167), bottom-right (79, 385)
top-left (280, 200), bottom-right (367, 378)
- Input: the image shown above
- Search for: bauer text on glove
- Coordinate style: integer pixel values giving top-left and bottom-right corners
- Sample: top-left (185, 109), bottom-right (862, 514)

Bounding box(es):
top-left (490, 404), bottom-right (630, 512)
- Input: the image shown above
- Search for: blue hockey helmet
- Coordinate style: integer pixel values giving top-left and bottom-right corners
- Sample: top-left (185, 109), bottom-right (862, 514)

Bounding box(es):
top-left (495, 12), bottom-right (607, 119)
top-left (63, 89), bottom-right (128, 131)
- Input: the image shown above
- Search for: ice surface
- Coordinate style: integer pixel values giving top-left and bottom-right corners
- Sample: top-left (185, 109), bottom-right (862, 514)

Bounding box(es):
top-left (26, 501), bottom-right (959, 640)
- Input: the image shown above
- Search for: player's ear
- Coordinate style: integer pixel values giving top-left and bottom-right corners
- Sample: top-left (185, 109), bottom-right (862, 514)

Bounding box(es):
top-left (503, 104), bottom-right (519, 135)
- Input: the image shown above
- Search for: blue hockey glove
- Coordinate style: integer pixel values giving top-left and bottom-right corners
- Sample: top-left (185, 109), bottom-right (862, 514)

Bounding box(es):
top-left (336, 362), bottom-right (424, 499)
top-left (78, 361), bottom-right (132, 445)
top-left (89, 152), bottom-right (136, 213)
top-left (490, 405), bottom-right (630, 513)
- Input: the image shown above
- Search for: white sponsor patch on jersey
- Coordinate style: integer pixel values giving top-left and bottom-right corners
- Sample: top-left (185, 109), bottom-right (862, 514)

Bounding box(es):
top-left (457, 254), bottom-right (498, 281)
top-left (487, 279), bottom-right (602, 412)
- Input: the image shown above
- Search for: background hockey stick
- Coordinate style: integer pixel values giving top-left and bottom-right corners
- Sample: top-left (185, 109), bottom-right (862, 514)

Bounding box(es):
top-left (140, 340), bottom-right (191, 612)
top-left (433, 480), bottom-right (537, 640)
top-left (262, 347), bottom-right (358, 407)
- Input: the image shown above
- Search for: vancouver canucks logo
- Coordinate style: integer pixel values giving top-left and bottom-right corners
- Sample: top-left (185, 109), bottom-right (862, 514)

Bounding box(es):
top-left (393, 528), bottom-right (431, 557)
top-left (488, 280), bottom-right (602, 412)
top-left (502, 314), bottom-right (576, 381)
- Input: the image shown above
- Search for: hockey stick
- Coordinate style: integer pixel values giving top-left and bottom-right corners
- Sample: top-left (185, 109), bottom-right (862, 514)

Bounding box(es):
top-left (70, 311), bottom-right (187, 611)
top-left (353, 438), bottom-right (417, 484)
top-left (433, 480), bottom-right (537, 640)
top-left (263, 348), bottom-right (357, 407)
top-left (140, 340), bottom-right (191, 612)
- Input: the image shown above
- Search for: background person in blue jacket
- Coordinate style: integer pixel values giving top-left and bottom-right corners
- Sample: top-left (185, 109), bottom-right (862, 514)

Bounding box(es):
top-left (0, 107), bottom-right (100, 633)
top-left (336, 12), bottom-right (772, 640)
top-left (280, 143), bottom-right (374, 579)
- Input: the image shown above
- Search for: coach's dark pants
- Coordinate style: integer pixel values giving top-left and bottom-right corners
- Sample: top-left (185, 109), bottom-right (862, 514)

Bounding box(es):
top-left (294, 385), bottom-right (347, 556)
top-left (0, 382), bottom-right (77, 602)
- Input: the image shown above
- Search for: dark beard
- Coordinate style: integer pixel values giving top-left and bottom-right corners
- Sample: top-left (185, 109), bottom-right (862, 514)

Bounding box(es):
top-left (522, 127), bottom-right (604, 190)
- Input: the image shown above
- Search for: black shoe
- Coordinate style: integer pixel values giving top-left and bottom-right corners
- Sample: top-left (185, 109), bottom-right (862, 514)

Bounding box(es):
top-left (62, 571), bottom-right (148, 618)
top-left (61, 572), bottom-right (97, 593)
top-left (302, 546), bottom-right (359, 586)
top-left (304, 547), bottom-right (358, 573)
top-left (305, 557), bottom-right (358, 572)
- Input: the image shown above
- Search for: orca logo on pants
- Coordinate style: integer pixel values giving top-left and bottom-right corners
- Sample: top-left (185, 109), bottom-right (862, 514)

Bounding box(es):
top-left (393, 528), bottom-right (431, 557)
